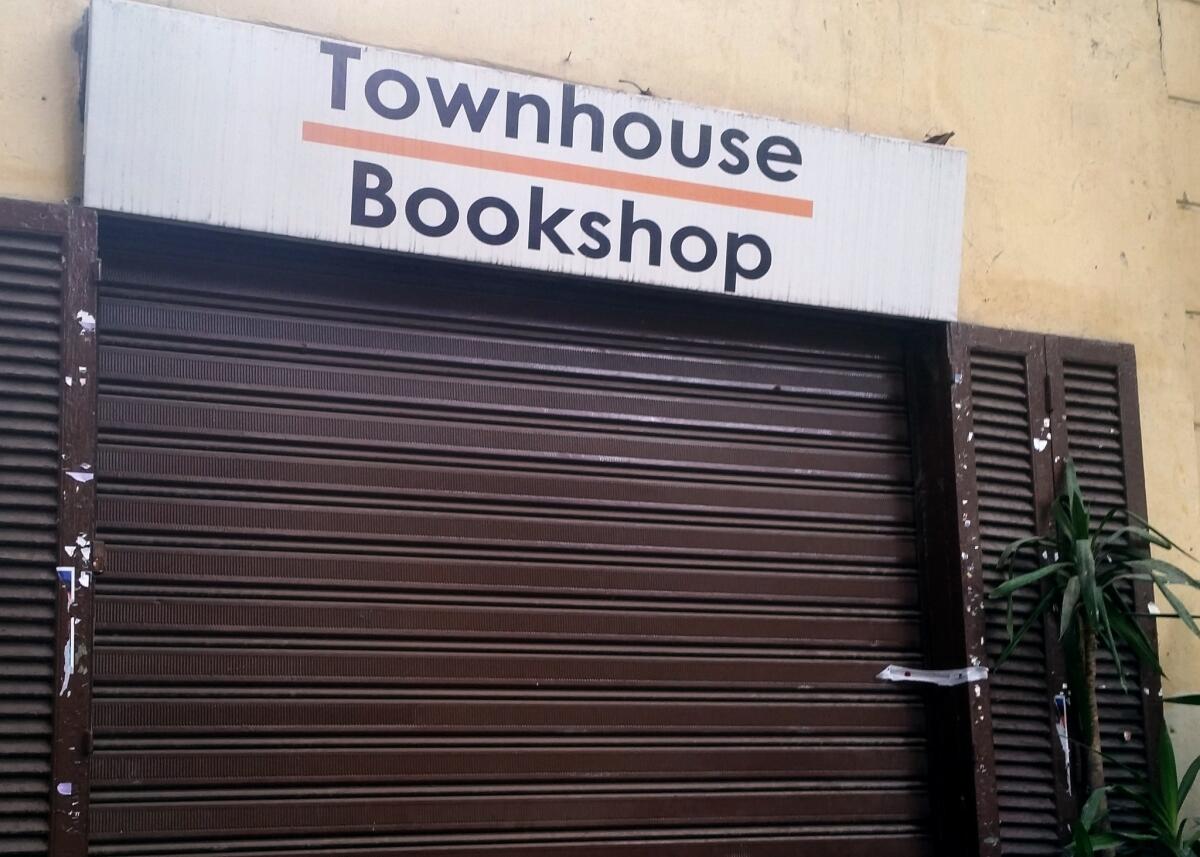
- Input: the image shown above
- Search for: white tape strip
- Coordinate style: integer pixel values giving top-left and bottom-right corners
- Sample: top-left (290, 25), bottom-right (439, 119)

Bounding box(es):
top-left (876, 664), bottom-right (989, 687)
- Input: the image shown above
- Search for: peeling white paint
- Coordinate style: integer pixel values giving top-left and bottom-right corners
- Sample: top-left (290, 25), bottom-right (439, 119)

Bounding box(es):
top-left (76, 309), bottom-right (96, 333)
top-left (56, 782), bottom-right (73, 796)
top-left (1033, 437), bottom-right (1049, 452)
top-left (64, 375), bottom-right (73, 386)
top-left (67, 471), bottom-right (94, 483)
top-left (59, 621), bottom-right (75, 696)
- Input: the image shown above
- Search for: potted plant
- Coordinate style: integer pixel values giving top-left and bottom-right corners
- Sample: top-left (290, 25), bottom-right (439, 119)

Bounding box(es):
top-left (990, 460), bottom-right (1200, 845)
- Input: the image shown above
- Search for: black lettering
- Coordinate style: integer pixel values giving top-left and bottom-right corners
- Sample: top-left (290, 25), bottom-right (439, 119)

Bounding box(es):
top-left (365, 68), bottom-right (420, 120)
top-left (528, 187), bottom-right (573, 254)
top-left (561, 84), bottom-right (604, 152)
top-left (725, 232), bottom-right (771, 292)
top-left (427, 78), bottom-right (499, 131)
top-left (670, 226), bottom-right (718, 272)
top-left (718, 128), bottom-right (750, 175)
top-left (320, 41), bottom-right (361, 110)
top-left (619, 200), bottom-right (661, 265)
top-left (467, 196), bottom-right (519, 245)
top-left (613, 112), bottom-right (662, 160)
top-left (350, 161), bottom-right (396, 227)
top-left (757, 135), bottom-right (802, 181)
top-left (670, 120), bottom-right (712, 168)
top-left (506, 92), bottom-right (552, 143)
top-left (578, 211), bottom-right (611, 258)
top-left (405, 187), bottom-right (458, 237)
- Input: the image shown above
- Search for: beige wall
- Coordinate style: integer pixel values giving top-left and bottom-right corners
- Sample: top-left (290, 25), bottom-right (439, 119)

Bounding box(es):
top-left (2, 0), bottom-right (1198, 801)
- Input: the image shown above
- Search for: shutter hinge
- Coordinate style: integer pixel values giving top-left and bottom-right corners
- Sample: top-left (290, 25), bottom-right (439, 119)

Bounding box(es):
top-left (90, 257), bottom-right (102, 282)
top-left (92, 539), bottom-right (106, 575)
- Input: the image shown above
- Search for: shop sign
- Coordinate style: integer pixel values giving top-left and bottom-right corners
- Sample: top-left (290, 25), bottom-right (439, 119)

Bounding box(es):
top-left (83, 0), bottom-right (966, 319)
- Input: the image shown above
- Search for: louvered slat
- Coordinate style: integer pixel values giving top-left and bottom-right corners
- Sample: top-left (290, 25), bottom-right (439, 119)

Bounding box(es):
top-left (0, 227), bottom-right (62, 857)
top-left (1060, 360), bottom-right (1151, 833)
top-left (971, 348), bottom-right (1062, 856)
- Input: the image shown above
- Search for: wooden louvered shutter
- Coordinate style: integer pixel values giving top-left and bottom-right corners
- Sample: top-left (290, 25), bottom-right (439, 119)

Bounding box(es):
top-left (954, 326), bottom-right (1073, 855)
top-left (1046, 337), bottom-right (1162, 833)
top-left (944, 324), bottom-right (1162, 856)
top-left (0, 198), bottom-right (98, 857)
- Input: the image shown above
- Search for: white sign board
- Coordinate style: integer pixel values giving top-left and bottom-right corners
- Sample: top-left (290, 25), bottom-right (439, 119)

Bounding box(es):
top-left (83, 0), bottom-right (966, 320)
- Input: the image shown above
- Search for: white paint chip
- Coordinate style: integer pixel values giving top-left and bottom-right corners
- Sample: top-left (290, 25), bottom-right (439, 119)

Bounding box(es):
top-left (56, 782), bottom-right (73, 796)
top-left (76, 310), bottom-right (96, 333)
top-left (59, 622), bottom-right (75, 696)
top-left (67, 471), bottom-right (94, 483)
top-left (1033, 437), bottom-right (1049, 452)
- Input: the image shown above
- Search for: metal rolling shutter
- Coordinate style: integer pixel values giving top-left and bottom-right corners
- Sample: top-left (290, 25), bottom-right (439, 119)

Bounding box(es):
top-left (88, 221), bottom-right (935, 857)
top-left (1048, 339), bottom-right (1159, 834)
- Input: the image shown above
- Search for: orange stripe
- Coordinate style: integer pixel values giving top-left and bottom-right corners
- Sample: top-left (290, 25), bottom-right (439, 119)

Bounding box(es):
top-left (302, 121), bottom-right (814, 218)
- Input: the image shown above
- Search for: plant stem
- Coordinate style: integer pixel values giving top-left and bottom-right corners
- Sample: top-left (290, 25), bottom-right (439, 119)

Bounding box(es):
top-left (1081, 615), bottom-right (1109, 828)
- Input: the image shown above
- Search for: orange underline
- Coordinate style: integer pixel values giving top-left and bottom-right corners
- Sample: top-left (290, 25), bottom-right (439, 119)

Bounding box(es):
top-left (302, 121), bottom-right (814, 218)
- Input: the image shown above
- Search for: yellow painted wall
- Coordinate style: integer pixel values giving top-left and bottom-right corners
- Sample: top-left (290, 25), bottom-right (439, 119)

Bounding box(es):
top-left (2, 0), bottom-right (1198, 806)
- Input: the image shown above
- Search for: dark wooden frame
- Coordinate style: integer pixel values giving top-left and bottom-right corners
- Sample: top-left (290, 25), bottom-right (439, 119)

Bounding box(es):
top-left (0, 198), bottom-right (103, 857)
top-left (1046, 335), bottom-right (1163, 768)
top-left (924, 324), bottom-right (1163, 855)
top-left (906, 323), bottom-right (1001, 857)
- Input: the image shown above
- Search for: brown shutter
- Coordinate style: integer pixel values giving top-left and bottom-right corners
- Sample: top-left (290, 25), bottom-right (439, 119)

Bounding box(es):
top-left (946, 325), bottom-right (1163, 855)
top-left (85, 219), bottom-right (938, 857)
top-left (0, 199), bottom-right (97, 857)
top-left (1046, 337), bottom-right (1161, 833)
top-left (935, 324), bottom-right (1073, 856)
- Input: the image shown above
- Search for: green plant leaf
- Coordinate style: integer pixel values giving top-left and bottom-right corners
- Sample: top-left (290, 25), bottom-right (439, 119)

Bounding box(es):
top-left (990, 563), bottom-right (1070, 599)
top-left (1179, 751), bottom-right (1200, 806)
top-left (994, 588), bottom-right (1057, 668)
top-left (1079, 787), bottom-right (1108, 830)
top-left (1109, 609), bottom-right (1163, 676)
top-left (1129, 558), bottom-right (1200, 589)
top-left (1154, 579), bottom-right (1200, 638)
top-left (1084, 832), bottom-right (1120, 852)
top-left (1158, 727), bottom-right (1180, 834)
top-left (1070, 828), bottom-right (1094, 857)
top-left (1127, 511), bottom-right (1200, 562)
top-left (1077, 538), bottom-right (1099, 625)
top-left (1060, 576), bottom-right (1082, 639)
top-left (996, 535), bottom-right (1055, 574)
